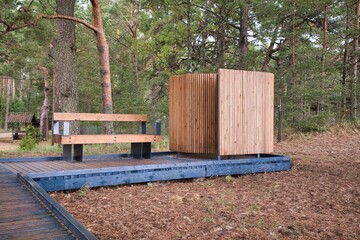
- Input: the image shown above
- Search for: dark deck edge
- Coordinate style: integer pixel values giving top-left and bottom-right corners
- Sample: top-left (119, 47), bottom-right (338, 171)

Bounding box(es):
top-left (0, 151), bottom-right (178, 163)
top-left (29, 155), bottom-right (291, 191)
top-left (17, 173), bottom-right (97, 240)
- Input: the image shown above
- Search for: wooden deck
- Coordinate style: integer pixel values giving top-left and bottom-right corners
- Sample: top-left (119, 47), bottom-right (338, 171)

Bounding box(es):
top-left (0, 156), bottom-right (194, 175)
top-left (0, 154), bottom-right (291, 192)
top-left (0, 166), bottom-right (75, 240)
top-left (0, 153), bottom-right (290, 238)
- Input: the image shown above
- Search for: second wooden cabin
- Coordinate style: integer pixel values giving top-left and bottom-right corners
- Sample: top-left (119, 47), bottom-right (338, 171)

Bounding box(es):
top-left (169, 69), bottom-right (274, 158)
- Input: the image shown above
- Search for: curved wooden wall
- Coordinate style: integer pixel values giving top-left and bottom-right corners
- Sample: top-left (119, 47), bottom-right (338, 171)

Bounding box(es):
top-left (169, 74), bottom-right (217, 153)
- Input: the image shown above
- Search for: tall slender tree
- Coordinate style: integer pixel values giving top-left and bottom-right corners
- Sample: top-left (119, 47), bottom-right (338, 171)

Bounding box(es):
top-left (43, 0), bottom-right (113, 133)
top-left (48, 0), bottom-right (78, 134)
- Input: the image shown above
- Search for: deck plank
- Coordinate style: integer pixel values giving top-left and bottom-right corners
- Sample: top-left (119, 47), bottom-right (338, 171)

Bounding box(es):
top-left (0, 167), bottom-right (75, 239)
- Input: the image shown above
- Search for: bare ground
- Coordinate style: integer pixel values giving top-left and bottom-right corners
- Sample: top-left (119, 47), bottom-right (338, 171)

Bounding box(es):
top-left (0, 133), bottom-right (17, 151)
top-left (52, 130), bottom-right (360, 240)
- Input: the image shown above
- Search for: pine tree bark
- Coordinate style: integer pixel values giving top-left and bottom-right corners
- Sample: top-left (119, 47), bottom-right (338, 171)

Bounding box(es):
top-left (215, 23), bottom-right (225, 69)
top-left (129, 0), bottom-right (140, 92)
top-left (42, 0), bottom-right (114, 133)
top-left (49, 0), bottom-right (79, 134)
top-left (186, 0), bottom-right (193, 71)
top-left (4, 78), bottom-right (11, 131)
top-left (49, 0), bottom-right (78, 113)
top-left (19, 69), bottom-right (24, 101)
top-left (319, 3), bottom-right (328, 115)
top-left (26, 72), bottom-right (32, 112)
top-left (341, 2), bottom-right (350, 121)
top-left (11, 79), bottom-right (15, 101)
top-left (350, 0), bottom-right (359, 122)
top-left (39, 66), bottom-right (50, 141)
top-left (90, 0), bottom-right (113, 133)
top-left (239, 4), bottom-right (248, 70)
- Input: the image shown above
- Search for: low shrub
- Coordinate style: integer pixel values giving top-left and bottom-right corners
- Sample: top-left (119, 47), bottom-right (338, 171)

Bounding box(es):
top-left (19, 126), bottom-right (41, 151)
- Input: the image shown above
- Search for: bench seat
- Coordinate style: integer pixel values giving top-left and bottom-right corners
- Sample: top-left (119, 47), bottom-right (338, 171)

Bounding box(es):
top-left (53, 134), bottom-right (161, 144)
top-left (52, 112), bottom-right (161, 161)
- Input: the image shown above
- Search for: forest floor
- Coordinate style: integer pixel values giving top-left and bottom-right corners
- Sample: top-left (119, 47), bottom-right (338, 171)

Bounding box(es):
top-left (51, 130), bottom-right (360, 240)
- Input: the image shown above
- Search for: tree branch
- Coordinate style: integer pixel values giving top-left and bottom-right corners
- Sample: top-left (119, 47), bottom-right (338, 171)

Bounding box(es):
top-left (40, 14), bottom-right (98, 33)
top-left (0, 19), bottom-right (35, 36)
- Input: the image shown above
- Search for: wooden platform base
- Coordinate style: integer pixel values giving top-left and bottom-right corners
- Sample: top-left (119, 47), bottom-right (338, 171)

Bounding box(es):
top-left (25, 154), bottom-right (291, 191)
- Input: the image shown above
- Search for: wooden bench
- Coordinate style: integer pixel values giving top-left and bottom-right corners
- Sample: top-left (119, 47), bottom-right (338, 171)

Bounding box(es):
top-left (52, 112), bottom-right (161, 161)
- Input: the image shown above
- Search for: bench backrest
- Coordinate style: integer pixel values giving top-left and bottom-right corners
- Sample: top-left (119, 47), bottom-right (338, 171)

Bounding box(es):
top-left (53, 113), bottom-right (147, 122)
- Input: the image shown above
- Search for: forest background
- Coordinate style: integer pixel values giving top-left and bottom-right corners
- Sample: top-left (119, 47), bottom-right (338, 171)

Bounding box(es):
top-left (0, 0), bottom-right (359, 138)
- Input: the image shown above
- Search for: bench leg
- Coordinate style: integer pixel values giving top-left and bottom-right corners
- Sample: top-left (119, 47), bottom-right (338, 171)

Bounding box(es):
top-left (131, 143), bottom-right (152, 159)
top-left (73, 144), bottom-right (84, 162)
top-left (131, 143), bottom-right (143, 159)
top-left (63, 144), bottom-right (72, 160)
top-left (142, 143), bottom-right (151, 159)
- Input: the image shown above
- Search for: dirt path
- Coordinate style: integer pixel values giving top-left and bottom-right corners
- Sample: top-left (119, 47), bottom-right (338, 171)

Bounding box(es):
top-left (53, 130), bottom-right (360, 240)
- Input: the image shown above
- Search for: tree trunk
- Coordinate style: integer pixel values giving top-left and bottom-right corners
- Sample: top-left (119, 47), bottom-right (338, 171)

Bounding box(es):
top-left (215, 23), bottom-right (225, 69)
top-left (26, 72), bottom-right (33, 112)
top-left (39, 66), bottom-right (50, 141)
top-left (319, 3), bottom-right (328, 115)
top-left (341, 2), bottom-right (350, 121)
top-left (186, 0), bottom-right (193, 71)
top-left (350, 0), bottom-right (359, 123)
top-left (129, 0), bottom-right (140, 92)
top-left (90, 0), bottom-right (113, 133)
top-left (290, 1), bottom-right (298, 123)
top-left (49, 0), bottom-right (79, 134)
top-left (12, 78), bottom-right (15, 101)
top-left (199, 1), bottom-right (210, 69)
top-left (4, 78), bottom-right (11, 131)
top-left (239, 4), bottom-right (248, 70)
top-left (0, 78), bottom-right (2, 129)
top-left (262, 22), bottom-right (282, 71)
top-left (19, 69), bottom-right (24, 101)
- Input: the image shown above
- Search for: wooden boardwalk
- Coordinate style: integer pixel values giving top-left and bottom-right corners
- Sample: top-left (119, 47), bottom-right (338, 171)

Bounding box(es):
top-left (0, 167), bottom-right (75, 240)
top-left (0, 156), bottom-right (196, 175)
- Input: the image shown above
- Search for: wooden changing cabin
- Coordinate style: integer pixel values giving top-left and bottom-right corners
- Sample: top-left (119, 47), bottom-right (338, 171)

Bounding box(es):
top-left (169, 69), bottom-right (274, 158)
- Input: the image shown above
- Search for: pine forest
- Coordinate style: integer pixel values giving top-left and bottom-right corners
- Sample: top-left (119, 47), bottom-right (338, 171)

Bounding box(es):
top-left (1, 0), bottom-right (359, 135)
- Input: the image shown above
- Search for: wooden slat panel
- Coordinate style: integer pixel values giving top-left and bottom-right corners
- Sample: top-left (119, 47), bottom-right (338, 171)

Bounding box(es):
top-left (59, 134), bottom-right (161, 144)
top-left (169, 73), bottom-right (216, 153)
top-left (218, 69), bottom-right (274, 155)
top-left (170, 70), bottom-right (273, 155)
top-left (53, 112), bottom-right (147, 122)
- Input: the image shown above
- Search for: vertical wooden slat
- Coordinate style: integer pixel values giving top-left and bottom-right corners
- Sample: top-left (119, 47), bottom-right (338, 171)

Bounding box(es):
top-left (234, 70), bottom-right (243, 154)
top-left (256, 71), bottom-right (262, 153)
top-left (241, 70), bottom-right (249, 154)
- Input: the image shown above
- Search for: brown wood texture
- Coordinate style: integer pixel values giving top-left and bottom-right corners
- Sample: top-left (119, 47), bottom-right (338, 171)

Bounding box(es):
top-left (169, 74), bottom-right (217, 153)
top-left (218, 69), bottom-right (274, 155)
top-left (53, 112), bottom-right (147, 122)
top-left (0, 167), bottom-right (75, 239)
top-left (53, 134), bottom-right (161, 144)
top-left (169, 69), bottom-right (274, 155)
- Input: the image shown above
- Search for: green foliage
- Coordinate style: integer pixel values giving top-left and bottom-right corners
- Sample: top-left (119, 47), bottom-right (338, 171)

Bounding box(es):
top-left (19, 136), bottom-right (37, 151)
top-left (25, 125), bottom-right (41, 143)
top-left (77, 185), bottom-right (90, 197)
top-left (19, 125), bottom-right (41, 151)
top-left (295, 114), bottom-right (330, 133)
top-left (1, 0), bottom-right (359, 136)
